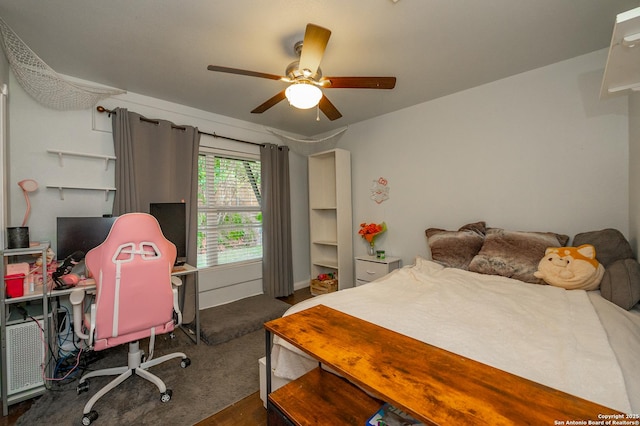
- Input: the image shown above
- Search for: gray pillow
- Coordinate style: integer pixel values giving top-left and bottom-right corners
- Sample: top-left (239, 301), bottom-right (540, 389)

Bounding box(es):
top-left (426, 221), bottom-right (486, 270)
top-left (572, 229), bottom-right (633, 268)
top-left (600, 259), bottom-right (640, 310)
top-left (468, 228), bottom-right (569, 284)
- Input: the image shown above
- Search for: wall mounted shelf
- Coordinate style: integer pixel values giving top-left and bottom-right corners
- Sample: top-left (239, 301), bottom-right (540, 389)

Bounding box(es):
top-left (46, 185), bottom-right (116, 201)
top-left (47, 149), bottom-right (116, 170)
top-left (601, 7), bottom-right (640, 98)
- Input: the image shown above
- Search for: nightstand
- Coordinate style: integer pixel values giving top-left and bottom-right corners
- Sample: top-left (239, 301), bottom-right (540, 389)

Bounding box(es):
top-left (355, 255), bottom-right (401, 286)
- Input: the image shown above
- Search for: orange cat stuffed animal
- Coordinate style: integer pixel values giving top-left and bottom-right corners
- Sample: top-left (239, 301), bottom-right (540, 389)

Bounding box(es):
top-left (534, 244), bottom-right (604, 290)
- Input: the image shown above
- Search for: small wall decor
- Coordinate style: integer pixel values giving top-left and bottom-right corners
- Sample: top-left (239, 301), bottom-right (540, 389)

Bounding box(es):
top-left (370, 177), bottom-right (390, 204)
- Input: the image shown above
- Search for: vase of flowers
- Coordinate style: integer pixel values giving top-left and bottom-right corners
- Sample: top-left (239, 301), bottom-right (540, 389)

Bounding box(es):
top-left (358, 222), bottom-right (387, 256)
top-left (367, 241), bottom-right (375, 256)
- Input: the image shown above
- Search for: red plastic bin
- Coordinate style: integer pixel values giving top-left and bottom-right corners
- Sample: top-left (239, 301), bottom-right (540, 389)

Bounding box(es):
top-left (5, 273), bottom-right (25, 298)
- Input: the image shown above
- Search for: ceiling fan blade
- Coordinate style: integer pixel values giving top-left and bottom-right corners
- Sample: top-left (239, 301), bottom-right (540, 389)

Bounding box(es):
top-left (251, 90), bottom-right (287, 114)
top-left (298, 24), bottom-right (331, 76)
top-left (319, 95), bottom-right (342, 121)
top-left (207, 65), bottom-right (284, 81)
top-left (323, 76), bottom-right (396, 89)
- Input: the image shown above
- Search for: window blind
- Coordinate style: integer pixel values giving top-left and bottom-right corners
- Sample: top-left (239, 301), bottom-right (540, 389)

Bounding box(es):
top-left (197, 153), bottom-right (262, 267)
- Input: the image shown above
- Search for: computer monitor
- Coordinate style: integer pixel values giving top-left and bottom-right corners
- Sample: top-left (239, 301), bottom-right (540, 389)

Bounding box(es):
top-left (56, 216), bottom-right (117, 261)
top-left (149, 202), bottom-right (186, 264)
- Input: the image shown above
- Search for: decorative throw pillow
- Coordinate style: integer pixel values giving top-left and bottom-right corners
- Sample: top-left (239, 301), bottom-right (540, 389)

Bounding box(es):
top-left (468, 228), bottom-right (570, 284)
top-left (572, 229), bottom-right (633, 268)
top-left (600, 259), bottom-right (640, 310)
top-left (425, 221), bottom-right (486, 270)
top-left (533, 245), bottom-right (604, 291)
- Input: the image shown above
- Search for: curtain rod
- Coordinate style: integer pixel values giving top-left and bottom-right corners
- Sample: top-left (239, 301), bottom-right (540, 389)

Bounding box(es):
top-left (96, 105), bottom-right (264, 147)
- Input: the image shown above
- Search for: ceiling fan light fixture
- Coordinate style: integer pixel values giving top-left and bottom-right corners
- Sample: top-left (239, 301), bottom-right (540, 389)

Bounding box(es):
top-left (285, 82), bottom-right (322, 109)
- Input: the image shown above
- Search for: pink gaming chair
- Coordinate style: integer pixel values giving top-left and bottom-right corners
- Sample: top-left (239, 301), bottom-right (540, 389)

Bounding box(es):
top-left (70, 212), bottom-right (190, 426)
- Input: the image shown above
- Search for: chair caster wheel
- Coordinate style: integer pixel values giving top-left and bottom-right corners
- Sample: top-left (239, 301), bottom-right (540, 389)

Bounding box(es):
top-left (77, 381), bottom-right (89, 394)
top-left (180, 358), bottom-right (191, 368)
top-left (160, 389), bottom-right (172, 403)
top-left (81, 410), bottom-right (98, 425)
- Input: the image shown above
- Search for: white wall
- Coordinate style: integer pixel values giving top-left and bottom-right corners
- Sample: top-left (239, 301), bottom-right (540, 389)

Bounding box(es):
top-left (5, 47), bottom-right (632, 303)
top-left (338, 49), bottom-right (629, 268)
top-left (5, 75), bottom-right (311, 307)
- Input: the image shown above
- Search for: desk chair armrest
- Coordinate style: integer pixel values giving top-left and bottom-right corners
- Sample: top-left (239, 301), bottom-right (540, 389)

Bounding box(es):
top-left (70, 287), bottom-right (90, 341)
top-left (171, 276), bottom-right (183, 326)
top-left (173, 288), bottom-right (182, 327)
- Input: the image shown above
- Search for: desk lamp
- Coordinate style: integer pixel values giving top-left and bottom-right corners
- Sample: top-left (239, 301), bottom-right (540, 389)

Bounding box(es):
top-left (18, 179), bottom-right (38, 226)
top-left (6, 179), bottom-right (38, 249)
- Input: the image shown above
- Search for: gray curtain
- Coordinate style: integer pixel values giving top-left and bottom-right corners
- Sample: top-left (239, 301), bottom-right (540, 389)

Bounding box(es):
top-left (260, 144), bottom-right (293, 297)
top-left (111, 107), bottom-right (200, 321)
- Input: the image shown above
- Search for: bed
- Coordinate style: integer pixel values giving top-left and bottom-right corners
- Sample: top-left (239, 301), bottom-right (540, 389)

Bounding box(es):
top-left (268, 223), bottom-right (640, 415)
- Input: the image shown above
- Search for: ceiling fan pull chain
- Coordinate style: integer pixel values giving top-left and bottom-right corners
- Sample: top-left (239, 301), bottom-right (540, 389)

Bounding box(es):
top-left (316, 104), bottom-right (320, 121)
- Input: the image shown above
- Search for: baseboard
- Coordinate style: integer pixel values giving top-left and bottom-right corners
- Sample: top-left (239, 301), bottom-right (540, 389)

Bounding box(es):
top-left (293, 279), bottom-right (309, 291)
top-left (200, 279), bottom-right (309, 310)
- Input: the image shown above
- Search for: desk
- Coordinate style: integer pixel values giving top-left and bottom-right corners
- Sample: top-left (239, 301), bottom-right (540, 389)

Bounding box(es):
top-left (48, 278), bottom-right (96, 297)
top-left (170, 264), bottom-right (200, 345)
top-left (49, 263), bottom-right (200, 344)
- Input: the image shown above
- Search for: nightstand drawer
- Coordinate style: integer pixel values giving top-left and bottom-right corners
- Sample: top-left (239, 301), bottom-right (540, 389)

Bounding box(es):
top-left (354, 256), bottom-right (401, 286)
top-left (356, 260), bottom-right (392, 282)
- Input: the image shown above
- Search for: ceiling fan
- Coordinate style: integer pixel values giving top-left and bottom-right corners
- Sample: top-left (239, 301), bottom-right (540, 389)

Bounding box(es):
top-left (207, 23), bottom-right (396, 121)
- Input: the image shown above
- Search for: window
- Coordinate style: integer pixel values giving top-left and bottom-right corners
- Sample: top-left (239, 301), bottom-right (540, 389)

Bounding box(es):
top-left (197, 150), bottom-right (262, 268)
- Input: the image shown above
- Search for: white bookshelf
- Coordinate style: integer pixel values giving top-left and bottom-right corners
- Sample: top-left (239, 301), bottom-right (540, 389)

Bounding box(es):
top-left (308, 149), bottom-right (353, 290)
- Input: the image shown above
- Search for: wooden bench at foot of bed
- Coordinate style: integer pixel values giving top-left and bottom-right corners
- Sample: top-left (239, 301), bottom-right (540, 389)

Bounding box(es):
top-left (264, 304), bottom-right (621, 425)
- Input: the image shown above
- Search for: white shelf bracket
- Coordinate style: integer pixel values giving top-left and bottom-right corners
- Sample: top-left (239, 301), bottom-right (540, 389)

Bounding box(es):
top-left (47, 149), bottom-right (116, 170)
top-left (46, 185), bottom-right (116, 201)
top-left (600, 7), bottom-right (640, 99)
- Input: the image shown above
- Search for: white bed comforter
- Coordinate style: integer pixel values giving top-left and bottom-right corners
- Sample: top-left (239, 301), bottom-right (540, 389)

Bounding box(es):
top-left (272, 257), bottom-right (640, 413)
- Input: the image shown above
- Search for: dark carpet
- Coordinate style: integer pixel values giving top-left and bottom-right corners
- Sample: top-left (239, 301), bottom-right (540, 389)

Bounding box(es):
top-left (17, 294), bottom-right (290, 426)
top-left (199, 294), bottom-right (290, 345)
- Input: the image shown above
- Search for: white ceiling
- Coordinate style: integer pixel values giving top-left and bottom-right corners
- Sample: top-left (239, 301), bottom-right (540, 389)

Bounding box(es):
top-left (0, 0), bottom-right (637, 136)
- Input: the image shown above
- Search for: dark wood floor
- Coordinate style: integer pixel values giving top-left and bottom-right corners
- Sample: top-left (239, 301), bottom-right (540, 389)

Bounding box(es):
top-left (196, 286), bottom-right (313, 425)
top-left (0, 400), bottom-right (33, 426)
top-left (277, 286), bottom-right (313, 306)
top-left (1, 286), bottom-right (313, 426)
